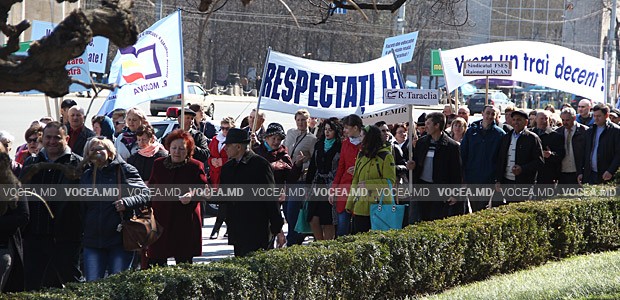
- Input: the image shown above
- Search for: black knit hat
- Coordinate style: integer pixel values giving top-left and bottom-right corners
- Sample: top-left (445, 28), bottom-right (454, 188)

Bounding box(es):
top-left (264, 123), bottom-right (286, 139)
top-left (416, 113), bottom-right (427, 126)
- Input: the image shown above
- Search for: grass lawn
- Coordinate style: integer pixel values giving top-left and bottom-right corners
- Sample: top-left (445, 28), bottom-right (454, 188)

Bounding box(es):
top-left (423, 250), bottom-right (620, 300)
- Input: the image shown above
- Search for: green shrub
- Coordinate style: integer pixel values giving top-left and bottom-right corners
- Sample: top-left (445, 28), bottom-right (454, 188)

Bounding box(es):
top-left (5, 195), bottom-right (619, 299)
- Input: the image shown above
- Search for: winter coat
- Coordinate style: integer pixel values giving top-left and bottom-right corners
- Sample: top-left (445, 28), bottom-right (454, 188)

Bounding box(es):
top-left (207, 136), bottom-right (228, 187)
top-left (0, 197), bottom-right (28, 292)
top-left (345, 145), bottom-right (397, 217)
top-left (220, 150), bottom-right (284, 255)
top-left (68, 126), bottom-right (96, 157)
top-left (147, 157), bottom-right (207, 259)
top-left (331, 138), bottom-right (362, 213)
top-left (534, 127), bottom-right (566, 184)
top-left (414, 132), bottom-right (463, 185)
top-left (580, 121), bottom-right (620, 182)
top-left (461, 122), bottom-right (506, 184)
top-left (252, 142), bottom-right (301, 185)
top-left (20, 148), bottom-right (83, 242)
top-left (80, 157), bottom-right (150, 249)
top-left (496, 129), bottom-right (544, 184)
top-left (114, 132), bottom-right (139, 162)
top-left (126, 149), bottom-right (168, 182)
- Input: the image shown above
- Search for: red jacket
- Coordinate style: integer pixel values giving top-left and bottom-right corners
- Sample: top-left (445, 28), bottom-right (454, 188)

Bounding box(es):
top-left (331, 138), bottom-right (361, 213)
top-left (147, 157), bottom-right (207, 259)
top-left (207, 136), bottom-right (228, 188)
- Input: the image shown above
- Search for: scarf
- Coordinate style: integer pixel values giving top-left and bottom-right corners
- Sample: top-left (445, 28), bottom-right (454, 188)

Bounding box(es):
top-left (121, 131), bottom-right (137, 150)
top-left (264, 140), bottom-right (274, 152)
top-left (163, 156), bottom-right (188, 169)
top-left (324, 138), bottom-right (335, 152)
top-left (217, 132), bottom-right (226, 152)
top-left (138, 141), bottom-right (166, 158)
top-left (349, 136), bottom-right (362, 145)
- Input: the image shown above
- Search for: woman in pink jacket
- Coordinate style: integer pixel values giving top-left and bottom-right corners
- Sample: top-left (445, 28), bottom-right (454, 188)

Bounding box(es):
top-left (329, 114), bottom-right (363, 236)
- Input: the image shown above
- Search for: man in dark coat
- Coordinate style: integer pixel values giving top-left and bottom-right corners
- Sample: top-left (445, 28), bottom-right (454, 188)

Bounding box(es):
top-left (410, 112), bottom-right (463, 221)
top-left (578, 104), bottom-right (620, 185)
top-left (67, 106), bottom-right (96, 157)
top-left (533, 111), bottom-right (565, 185)
top-left (556, 107), bottom-right (588, 185)
top-left (496, 110), bottom-right (544, 203)
top-left (19, 122), bottom-right (84, 290)
top-left (219, 128), bottom-right (284, 257)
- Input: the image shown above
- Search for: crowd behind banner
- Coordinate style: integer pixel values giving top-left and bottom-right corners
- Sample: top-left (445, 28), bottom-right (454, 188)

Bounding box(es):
top-left (1, 97), bottom-right (620, 292)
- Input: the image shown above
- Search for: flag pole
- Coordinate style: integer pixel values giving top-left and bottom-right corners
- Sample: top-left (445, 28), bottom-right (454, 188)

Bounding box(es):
top-left (389, 49), bottom-right (411, 201)
top-left (176, 9), bottom-right (187, 131)
top-left (252, 47), bottom-right (272, 144)
top-left (44, 96), bottom-right (52, 119)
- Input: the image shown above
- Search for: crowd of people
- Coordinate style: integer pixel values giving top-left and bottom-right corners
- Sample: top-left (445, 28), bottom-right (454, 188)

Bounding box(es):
top-left (1, 97), bottom-right (619, 293)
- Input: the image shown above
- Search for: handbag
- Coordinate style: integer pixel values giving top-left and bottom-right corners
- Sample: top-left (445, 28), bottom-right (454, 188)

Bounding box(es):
top-left (116, 167), bottom-right (163, 251)
top-left (370, 179), bottom-right (406, 231)
top-left (294, 201), bottom-right (313, 234)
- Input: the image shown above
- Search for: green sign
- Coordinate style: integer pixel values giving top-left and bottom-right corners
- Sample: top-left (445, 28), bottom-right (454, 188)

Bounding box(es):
top-left (431, 49), bottom-right (443, 76)
top-left (1, 41), bottom-right (31, 56)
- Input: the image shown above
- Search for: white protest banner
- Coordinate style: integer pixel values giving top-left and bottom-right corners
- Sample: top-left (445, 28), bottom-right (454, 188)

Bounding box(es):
top-left (99, 10), bottom-right (183, 115)
top-left (258, 50), bottom-right (405, 119)
top-left (384, 89), bottom-right (439, 106)
top-left (440, 41), bottom-right (605, 101)
top-left (28, 20), bottom-right (89, 93)
top-left (382, 31), bottom-right (418, 64)
top-left (86, 36), bottom-right (109, 73)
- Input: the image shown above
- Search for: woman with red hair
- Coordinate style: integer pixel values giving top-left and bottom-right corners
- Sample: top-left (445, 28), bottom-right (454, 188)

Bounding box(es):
top-left (147, 129), bottom-right (208, 266)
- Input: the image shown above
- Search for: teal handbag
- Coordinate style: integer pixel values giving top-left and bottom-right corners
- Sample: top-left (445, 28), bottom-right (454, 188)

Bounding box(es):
top-left (294, 201), bottom-right (313, 234)
top-left (370, 179), bottom-right (405, 231)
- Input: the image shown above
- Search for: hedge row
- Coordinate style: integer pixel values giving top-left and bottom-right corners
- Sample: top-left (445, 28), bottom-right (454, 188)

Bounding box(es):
top-left (6, 195), bottom-right (620, 299)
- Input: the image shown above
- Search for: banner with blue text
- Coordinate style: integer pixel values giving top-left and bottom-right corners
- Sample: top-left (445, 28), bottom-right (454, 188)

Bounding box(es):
top-left (439, 41), bottom-right (606, 102)
top-left (258, 51), bottom-right (405, 118)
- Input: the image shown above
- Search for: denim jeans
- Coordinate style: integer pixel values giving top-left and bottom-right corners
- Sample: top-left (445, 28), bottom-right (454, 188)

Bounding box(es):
top-left (336, 211), bottom-right (351, 237)
top-left (83, 246), bottom-right (133, 282)
top-left (285, 195), bottom-right (305, 246)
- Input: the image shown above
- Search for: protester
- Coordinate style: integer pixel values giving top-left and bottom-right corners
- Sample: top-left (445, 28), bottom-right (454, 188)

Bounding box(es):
top-left (111, 109), bottom-right (127, 138)
top-left (330, 114), bottom-right (363, 237)
top-left (576, 99), bottom-right (595, 126)
top-left (0, 131), bottom-right (21, 176)
top-left (410, 112), bottom-right (463, 220)
top-left (416, 113), bottom-right (427, 137)
top-left (544, 104), bottom-right (556, 113)
top-left (496, 110), bottom-right (544, 203)
top-left (578, 104), bottom-right (620, 185)
top-left (345, 125), bottom-right (396, 233)
top-left (457, 107), bottom-right (470, 124)
top-left (376, 121), bottom-right (407, 182)
top-left (163, 109), bottom-right (210, 168)
top-left (189, 104), bottom-right (217, 139)
top-left (219, 128), bottom-right (285, 256)
top-left (15, 124), bottom-right (43, 165)
top-left (207, 117), bottom-right (235, 239)
top-left (504, 105), bottom-right (516, 127)
top-left (79, 137), bottom-right (150, 281)
top-left (114, 107), bottom-right (149, 161)
top-left (243, 108), bottom-right (266, 139)
top-left (126, 124), bottom-right (168, 183)
top-left (533, 111), bottom-right (565, 185)
top-left (283, 110), bottom-right (317, 246)
top-left (67, 106), bottom-right (96, 157)
top-left (391, 123), bottom-right (413, 161)
top-left (461, 106), bottom-right (506, 212)
top-left (91, 115), bottom-right (115, 141)
top-left (611, 108), bottom-right (620, 124)
top-left (59, 99), bottom-right (77, 126)
top-left (305, 118), bottom-right (342, 240)
top-left (308, 117), bottom-right (319, 135)
top-left (147, 129), bottom-right (207, 266)
top-left (556, 107), bottom-right (588, 185)
top-left (19, 122), bottom-right (83, 290)
top-left (449, 117), bottom-right (467, 144)
top-left (527, 110), bottom-right (538, 129)
top-left (253, 123), bottom-right (303, 186)
top-left (0, 143), bottom-right (29, 293)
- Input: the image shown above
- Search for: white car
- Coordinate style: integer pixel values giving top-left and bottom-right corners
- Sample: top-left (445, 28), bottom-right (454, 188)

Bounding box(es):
top-left (149, 81), bottom-right (215, 118)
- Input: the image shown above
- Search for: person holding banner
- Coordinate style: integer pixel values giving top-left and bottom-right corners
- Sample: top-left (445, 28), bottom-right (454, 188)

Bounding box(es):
top-left (345, 125), bottom-right (396, 234)
top-left (243, 109), bottom-right (266, 142)
top-left (114, 108), bottom-right (150, 161)
top-left (330, 114), bottom-right (363, 237)
top-left (283, 110), bottom-right (317, 246)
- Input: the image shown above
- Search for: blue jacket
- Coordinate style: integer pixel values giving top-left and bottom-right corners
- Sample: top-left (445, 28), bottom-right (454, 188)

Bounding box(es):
top-left (80, 157), bottom-right (150, 249)
top-left (460, 122), bottom-right (506, 184)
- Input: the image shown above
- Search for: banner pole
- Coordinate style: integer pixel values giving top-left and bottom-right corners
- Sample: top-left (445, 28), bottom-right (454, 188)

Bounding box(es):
top-left (85, 72), bottom-right (99, 119)
top-left (252, 47), bottom-right (272, 144)
top-left (45, 96), bottom-right (51, 119)
top-left (55, 97), bottom-right (61, 121)
top-left (485, 76), bottom-right (489, 106)
top-left (408, 104), bottom-right (413, 199)
top-left (177, 9), bottom-right (187, 131)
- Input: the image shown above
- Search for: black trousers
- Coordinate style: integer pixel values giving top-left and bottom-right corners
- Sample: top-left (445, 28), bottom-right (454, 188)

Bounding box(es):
top-left (558, 172), bottom-right (578, 185)
top-left (23, 237), bottom-right (82, 291)
top-left (352, 215), bottom-right (371, 234)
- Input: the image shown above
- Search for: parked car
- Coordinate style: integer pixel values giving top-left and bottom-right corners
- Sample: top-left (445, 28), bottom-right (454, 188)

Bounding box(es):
top-left (466, 90), bottom-right (512, 114)
top-left (149, 81), bottom-right (215, 118)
